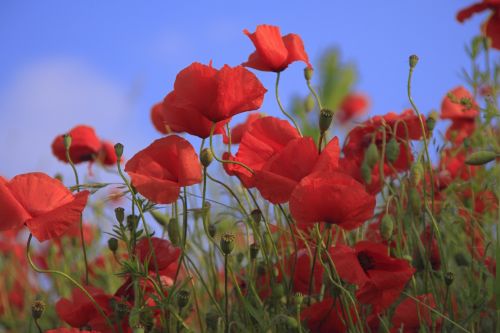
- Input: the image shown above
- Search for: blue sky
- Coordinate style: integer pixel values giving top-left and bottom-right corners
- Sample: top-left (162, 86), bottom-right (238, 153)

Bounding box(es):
top-left (0, 1), bottom-right (484, 178)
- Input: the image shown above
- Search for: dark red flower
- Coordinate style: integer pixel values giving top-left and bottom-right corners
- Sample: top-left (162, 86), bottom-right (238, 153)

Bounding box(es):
top-left (52, 125), bottom-right (102, 164)
top-left (161, 62), bottom-right (266, 138)
top-left (222, 116), bottom-right (300, 188)
top-left (223, 112), bottom-right (262, 144)
top-left (391, 294), bottom-right (440, 332)
top-left (151, 101), bottom-right (172, 135)
top-left (124, 135), bottom-right (202, 204)
top-left (329, 241), bottom-right (415, 313)
top-left (301, 297), bottom-right (357, 333)
top-left (97, 141), bottom-right (118, 166)
top-left (441, 86), bottom-right (479, 120)
top-left (457, 0), bottom-right (500, 49)
top-left (291, 248), bottom-right (323, 295)
top-left (0, 173), bottom-right (89, 241)
top-left (290, 171), bottom-right (375, 230)
top-left (243, 24), bottom-right (312, 72)
top-left (136, 236), bottom-right (180, 271)
top-left (337, 93), bottom-right (370, 123)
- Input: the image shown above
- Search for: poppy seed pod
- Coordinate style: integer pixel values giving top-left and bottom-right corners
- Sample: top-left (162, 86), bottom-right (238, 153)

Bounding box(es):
top-left (385, 138), bottom-right (400, 163)
top-left (304, 67), bottom-right (313, 81)
top-left (220, 233), bottom-right (236, 255)
top-left (177, 289), bottom-right (190, 308)
top-left (63, 134), bottom-right (72, 150)
top-left (200, 148), bottom-right (213, 167)
top-left (114, 143), bottom-right (124, 159)
top-left (31, 300), bottom-right (45, 319)
top-left (126, 215), bottom-right (139, 232)
top-left (445, 272), bottom-right (454, 286)
top-left (319, 108), bottom-right (334, 133)
top-left (108, 237), bottom-right (119, 252)
top-left (409, 54), bottom-right (419, 68)
top-left (114, 207), bottom-right (125, 223)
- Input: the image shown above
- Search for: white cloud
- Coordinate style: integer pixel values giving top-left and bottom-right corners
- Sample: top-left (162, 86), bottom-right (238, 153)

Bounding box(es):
top-left (0, 58), bottom-right (133, 178)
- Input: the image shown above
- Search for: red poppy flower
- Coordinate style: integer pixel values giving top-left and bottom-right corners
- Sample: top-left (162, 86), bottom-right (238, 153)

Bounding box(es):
top-left (124, 135), bottom-right (202, 204)
top-left (52, 125), bottom-right (102, 164)
top-left (290, 171), bottom-right (375, 230)
top-left (0, 173), bottom-right (89, 241)
top-left (151, 101), bottom-right (172, 135)
top-left (136, 236), bottom-right (180, 271)
top-left (97, 141), bottom-right (118, 166)
top-left (441, 86), bottom-right (479, 120)
top-left (457, 0), bottom-right (500, 49)
top-left (445, 118), bottom-right (476, 145)
top-left (243, 24), bottom-right (312, 72)
top-left (161, 62), bottom-right (266, 138)
top-left (337, 93), bottom-right (370, 123)
top-left (223, 116), bottom-right (300, 187)
top-left (223, 112), bottom-right (262, 144)
top-left (301, 297), bottom-right (357, 333)
top-left (46, 329), bottom-right (101, 333)
top-left (291, 248), bottom-right (323, 295)
top-left (391, 294), bottom-right (440, 332)
top-left (329, 241), bottom-right (415, 313)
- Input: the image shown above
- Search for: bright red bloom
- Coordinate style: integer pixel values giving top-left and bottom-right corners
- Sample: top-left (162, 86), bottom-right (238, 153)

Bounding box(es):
top-left (223, 116), bottom-right (300, 187)
top-left (97, 141), bottom-right (118, 166)
top-left (391, 294), bottom-right (440, 332)
top-left (151, 101), bottom-right (172, 135)
top-left (441, 86), bottom-right (479, 120)
top-left (161, 62), bottom-right (266, 138)
top-left (445, 118), bottom-right (476, 145)
top-left (243, 24), bottom-right (312, 72)
top-left (301, 297), bottom-right (356, 333)
top-left (124, 135), bottom-right (202, 204)
top-left (52, 125), bottom-right (102, 164)
top-left (46, 329), bottom-right (101, 333)
top-left (0, 173), bottom-right (89, 241)
top-left (223, 112), bottom-right (261, 144)
top-left (290, 171), bottom-right (375, 230)
top-left (330, 241), bottom-right (415, 313)
top-left (136, 236), bottom-right (181, 271)
top-left (337, 93), bottom-right (370, 123)
top-left (457, 0), bottom-right (500, 49)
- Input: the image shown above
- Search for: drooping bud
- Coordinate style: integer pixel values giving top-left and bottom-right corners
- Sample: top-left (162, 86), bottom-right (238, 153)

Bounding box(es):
top-left (31, 300), bottom-right (45, 319)
top-left (126, 215), bottom-right (139, 232)
top-left (114, 143), bottom-right (124, 159)
top-left (319, 108), bottom-right (334, 133)
top-left (465, 151), bottom-right (497, 166)
top-left (251, 209), bottom-right (262, 225)
top-left (220, 233), bottom-right (235, 255)
top-left (177, 289), bottom-right (190, 308)
top-left (63, 134), bottom-right (72, 150)
top-left (304, 95), bottom-right (315, 113)
top-left (444, 272), bottom-right (454, 286)
top-left (167, 218), bottom-right (181, 246)
top-left (115, 207), bottom-right (125, 223)
top-left (380, 215), bottom-right (394, 241)
top-left (304, 67), bottom-right (313, 81)
top-left (200, 148), bottom-right (213, 167)
top-left (365, 143), bottom-right (379, 168)
top-left (410, 162), bottom-right (424, 185)
top-left (108, 237), bottom-right (119, 252)
top-left (385, 138), bottom-right (400, 163)
top-left (426, 111), bottom-right (438, 132)
top-left (250, 242), bottom-right (260, 260)
top-left (409, 55), bottom-right (419, 69)
top-left (360, 162), bottom-right (372, 184)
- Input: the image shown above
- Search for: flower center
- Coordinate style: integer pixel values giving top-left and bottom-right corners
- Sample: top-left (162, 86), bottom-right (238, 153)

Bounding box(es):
top-left (357, 252), bottom-right (375, 272)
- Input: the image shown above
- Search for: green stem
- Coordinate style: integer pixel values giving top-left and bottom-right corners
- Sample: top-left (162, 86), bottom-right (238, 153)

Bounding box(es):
top-left (276, 72), bottom-right (302, 136)
top-left (224, 254), bottom-right (230, 333)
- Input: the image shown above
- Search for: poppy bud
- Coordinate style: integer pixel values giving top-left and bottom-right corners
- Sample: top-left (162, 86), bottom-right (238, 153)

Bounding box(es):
top-left (385, 138), bottom-right (400, 163)
top-left (250, 242), bottom-right (260, 260)
top-left (220, 233), bottom-right (235, 255)
top-left (150, 209), bottom-right (168, 226)
top-left (445, 272), bottom-right (454, 286)
top-left (127, 215), bottom-right (139, 232)
top-left (304, 95), bottom-right (315, 113)
top-left (115, 207), bottom-right (125, 223)
top-left (465, 151), bottom-right (498, 165)
top-left (31, 300), bottom-right (45, 319)
top-left (177, 289), bottom-right (190, 308)
top-left (408, 188), bottom-right (421, 213)
top-left (409, 54), bottom-right (419, 69)
top-left (108, 237), bottom-right (119, 252)
top-left (168, 218), bottom-right (181, 246)
top-left (361, 162), bottom-right (372, 184)
top-left (365, 143), bottom-right (379, 169)
top-left (380, 215), bottom-right (394, 241)
top-left (319, 108), bottom-right (334, 133)
top-left (426, 111), bottom-right (438, 132)
top-left (251, 209), bottom-right (262, 225)
top-left (200, 148), bottom-right (213, 167)
top-left (272, 283), bottom-right (285, 300)
top-left (304, 67), bottom-right (313, 81)
top-left (410, 162), bottom-right (423, 185)
top-left (63, 134), bottom-right (72, 150)
top-left (114, 143), bottom-right (124, 159)
top-left (205, 310), bottom-right (220, 330)
top-left (208, 223), bottom-right (217, 238)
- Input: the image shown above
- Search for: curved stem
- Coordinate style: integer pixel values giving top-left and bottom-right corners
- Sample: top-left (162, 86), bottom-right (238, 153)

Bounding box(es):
top-left (209, 123), bottom-right (254, 174)
top-left (276, 72), bottom-right (302, 136)
top-left (306, 79), bottom-right (323, 110)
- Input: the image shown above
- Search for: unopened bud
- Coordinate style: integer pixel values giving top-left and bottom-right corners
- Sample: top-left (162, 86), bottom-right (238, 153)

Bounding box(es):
top-left (115, 207), bottom-right (125, 223)
top-left (114, 143), bottom-right (124, 159)
top-left (409, 55), bottom-right (419, 69)
top-left (108, 237), bottom-right (119, 252)
top-left (365, 143), bottom-right (379, 168)
top-left (445, 272), bottom-right (454, 286)
top-left (63, 134), bottom-right (72, 150)
top-left (380, 215), bottom-right (394, 241)
top-left (426, 111), bottom-right (438, 132)
top-left (177, 289), bottom-right (190, 308)
top-left (126, 215), bottom-right (139, 232)
top-left (465, 151), bottom-right (498, 166)
top-left (385, 138), bottom-right (400, 163)
top-left (168, 218), bottom-right (181, 246)
top-left (208, 223), bottom-right (217, 238)
top-left (250, 242), bottom-right (260, 260)
top-left (220, 233), bottom-right (235, 255)
top-left (361, 162), bottom-right (372, 184)
top-left (200, 148), bottom-right (213, 167)
top-left (319, 108), bottom-right (334, 133)
top-left (304, 67), bottom-right (313, 81)
top-left (410, 162), bottom-right (424, 185)
top-left (408, 188), bottom-right (421, 213)
top-left (31, 300), bottom-right (45, 319)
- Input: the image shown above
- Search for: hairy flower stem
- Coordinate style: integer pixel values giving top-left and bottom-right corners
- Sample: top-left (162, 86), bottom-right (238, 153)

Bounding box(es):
top-left (224, 253), bottom-right (230, 333)
top-left (276, 72), bottom-right (302, 136)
